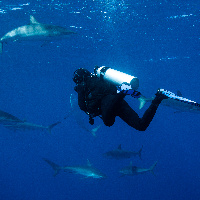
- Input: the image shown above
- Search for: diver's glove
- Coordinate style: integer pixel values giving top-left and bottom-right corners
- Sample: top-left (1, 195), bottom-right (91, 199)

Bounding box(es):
top-left (117, 83), bottom-right (141, 98)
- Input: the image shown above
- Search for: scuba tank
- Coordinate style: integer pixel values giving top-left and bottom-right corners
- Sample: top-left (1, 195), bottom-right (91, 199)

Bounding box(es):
top-left (94, 66), bottom-right (139, 90)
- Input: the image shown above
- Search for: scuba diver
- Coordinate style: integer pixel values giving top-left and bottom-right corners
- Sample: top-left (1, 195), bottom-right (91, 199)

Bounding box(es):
top-left (73, 67), bottom-right (168, 131)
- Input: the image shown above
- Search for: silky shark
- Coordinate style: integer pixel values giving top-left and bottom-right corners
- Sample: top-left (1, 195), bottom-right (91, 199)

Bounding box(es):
top-left (138, 89), bottom-right (200, 113)
top-left (0, 15), bottom-right (76, 53)
top-left (0, 109), bottom-right (60, 133)
top-left (43, 158), bottom-right (106, 179)
top-left (119, 161), bottom-right (157, 176)
top-left (104, 144), bottom-right (143, 160)
top-left (3, 121), bottom-right (60, 134)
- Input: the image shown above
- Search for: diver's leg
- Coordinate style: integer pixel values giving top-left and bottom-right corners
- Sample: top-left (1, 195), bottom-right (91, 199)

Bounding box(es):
top-left (117, 91), bottom-right (167, 131)
top-left (101, 94), bottom-right (125, 127)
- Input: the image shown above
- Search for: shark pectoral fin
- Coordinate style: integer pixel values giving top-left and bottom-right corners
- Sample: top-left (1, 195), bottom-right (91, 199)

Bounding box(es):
top-left (30, 15), bottom-right (40, 24)
top-left (0, 42), bottom-right (3, 54)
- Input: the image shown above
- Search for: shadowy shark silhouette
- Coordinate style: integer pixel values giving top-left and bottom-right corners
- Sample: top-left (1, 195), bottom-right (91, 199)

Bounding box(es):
top-left (0, 109), bottom-right (60, 133)
top-left (104, 144), bottom-right (143, 160)
top-left (120, 161), bottom-right (157, 176)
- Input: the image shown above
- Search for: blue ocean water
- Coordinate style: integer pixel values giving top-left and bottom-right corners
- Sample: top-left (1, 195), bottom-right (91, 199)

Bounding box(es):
top-left (0, 0), bottom-right (199, 199)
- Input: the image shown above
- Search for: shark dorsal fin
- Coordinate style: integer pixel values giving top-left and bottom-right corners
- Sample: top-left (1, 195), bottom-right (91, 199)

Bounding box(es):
top-left (30, 15), bottom-right (40, 24)
top-left (87, 159), bottom-right (92, 166)
top-left (177, 90), bottom-right (182, 96)
top-left (118, 144), bottom-right (122, 150)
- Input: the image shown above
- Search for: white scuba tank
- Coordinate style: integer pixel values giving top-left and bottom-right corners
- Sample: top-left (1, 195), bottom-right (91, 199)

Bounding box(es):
top-left (94, 66), bottom-right (139, 90)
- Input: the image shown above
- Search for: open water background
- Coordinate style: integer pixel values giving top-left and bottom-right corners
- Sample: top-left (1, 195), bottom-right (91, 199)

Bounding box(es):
top-left (0, 1), bottom-right (199, 200)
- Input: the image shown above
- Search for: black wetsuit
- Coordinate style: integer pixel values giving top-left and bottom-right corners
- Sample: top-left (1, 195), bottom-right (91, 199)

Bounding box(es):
top-left (74, 76), bottom-right (163, 131)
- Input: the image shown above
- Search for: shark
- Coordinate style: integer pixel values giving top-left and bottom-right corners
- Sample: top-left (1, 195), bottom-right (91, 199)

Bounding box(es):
top-left (104, 144), bottom-right (143, 160)
top-left (138, 89), bottom-right (200, 113)
top-left (0, 109), bottom-right (60, 133)
top-left (119, 161), bottom-right (157, 176)
top-left (3, 121), bottom-right (60, 134)
top-left (0, 15), bottom-right (76, 53)
top-left (43, 158), bottom-right (106, 179)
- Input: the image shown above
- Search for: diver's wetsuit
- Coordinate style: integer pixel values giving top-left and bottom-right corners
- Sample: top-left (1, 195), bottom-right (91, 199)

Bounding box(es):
top-left (74, 76), bottom-right (163, 131)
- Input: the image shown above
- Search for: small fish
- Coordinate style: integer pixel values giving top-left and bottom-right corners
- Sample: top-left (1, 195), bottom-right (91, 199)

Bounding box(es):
top-left (104, 144), bottom-right (143, 160)
top-left (0, 15), bottom-right (76, 53)
top-left (43, 158), bottom-right (106, 179)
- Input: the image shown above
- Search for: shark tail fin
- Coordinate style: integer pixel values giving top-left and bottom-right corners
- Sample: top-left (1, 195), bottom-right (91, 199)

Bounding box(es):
top-left (138, 145), bottom-right (143, 160)
top-left (43, 158), bottom-right (61, 176)
top-left (138, 95), bottom-right (154, 109)
top-left (138, 95), bottom-right (146, 109)
top-left (0, 42), bottom-right (3, 54)
top-left (48, 121), bottom-right (61, 134)
top-left (149, 161), bottom-right (158, 176)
